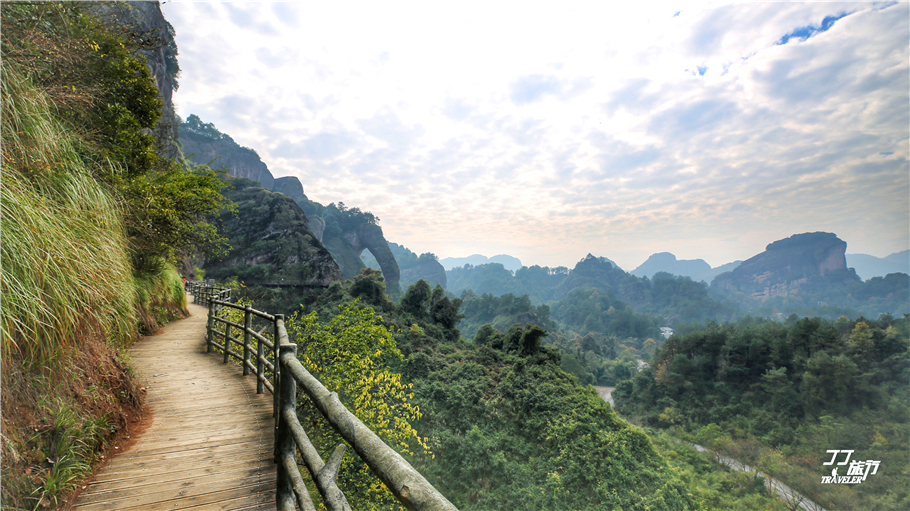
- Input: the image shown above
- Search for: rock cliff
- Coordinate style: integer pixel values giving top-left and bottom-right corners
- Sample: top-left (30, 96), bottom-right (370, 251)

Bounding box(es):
top-left (178, 115), bottom-right (401, 295)
top-left (712, 232), bottom-right (860, 302)
top-left (180, 115), bottom-right (277, 188)
top-left (86, 1), bottom-right (180, 159)
top-left (204, 179), bottom-right (344, 285)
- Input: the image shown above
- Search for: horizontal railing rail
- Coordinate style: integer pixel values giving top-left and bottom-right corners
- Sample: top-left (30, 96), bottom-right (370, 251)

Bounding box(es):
top-left (189, 284), bottom-right (457, 511)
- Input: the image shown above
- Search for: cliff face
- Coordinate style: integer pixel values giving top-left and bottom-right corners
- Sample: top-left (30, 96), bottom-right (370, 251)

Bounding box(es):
top-left (180, 115), bottom-right (277, 188)
top-left (712, 232), bottom-right (860, 302)
top-left (205, 179), bottom-right (344, 285)
top-left (178, 115), bottom-right (401, 294)
top-left (86, 1), bottom-right (180, 159)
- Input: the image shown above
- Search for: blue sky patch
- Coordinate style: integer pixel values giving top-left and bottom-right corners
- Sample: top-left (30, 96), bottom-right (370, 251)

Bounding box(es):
top-left (777, 11), bottom-right (852, 45)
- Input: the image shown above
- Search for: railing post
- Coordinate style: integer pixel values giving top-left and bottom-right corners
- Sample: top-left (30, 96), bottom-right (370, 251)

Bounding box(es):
top-left (273, 314), bottom-right (284, 422)
top-left (223, 307), bottom-right (231, 364)
top-left (276, 342), bottom-right (298, 511)
top-left (256, 326), bottom-right (265, 394)
top-left (243, 304), bottom-right (252, 376)
top-left (206, 300), bottom-right (215, 353)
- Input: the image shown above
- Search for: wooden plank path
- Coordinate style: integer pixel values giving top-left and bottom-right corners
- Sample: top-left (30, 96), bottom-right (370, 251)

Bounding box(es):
top-left (73, 298), bottom-right (276, 511)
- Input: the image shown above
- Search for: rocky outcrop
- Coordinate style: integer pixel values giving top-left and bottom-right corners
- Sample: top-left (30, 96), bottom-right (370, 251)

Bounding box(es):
top-left (177, 115), bottom-right (401, 294)
top-left (86, 1), bottom-right (180, 159)
top-left (272, 176), bottom-right (307, 203)
top-left (204, 179), bottom-right (344, 285)
top-left (712, 232), bottom-right (860, 302)
top-left (328, 223), bottom-right (401, 295)
top-left (180, 115), bottom-right (275, 188)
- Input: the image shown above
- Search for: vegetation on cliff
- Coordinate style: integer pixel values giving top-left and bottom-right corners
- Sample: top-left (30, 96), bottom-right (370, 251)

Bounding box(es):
top-left (203, 178), bottom-right (344, 285)
top-left (364, 242), bottom-right (448, 289)
top-left (179, 114), bottom-right (403, 294)
top-left (1, 3), bottom-right (227, 508)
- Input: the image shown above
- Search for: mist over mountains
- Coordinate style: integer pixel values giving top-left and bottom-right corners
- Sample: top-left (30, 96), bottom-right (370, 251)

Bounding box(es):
top-left (846, 250), bottom-right (910, 280)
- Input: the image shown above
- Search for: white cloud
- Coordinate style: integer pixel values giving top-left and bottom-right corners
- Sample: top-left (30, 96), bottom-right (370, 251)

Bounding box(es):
top-left (162, 1), bottom-right (908, 270)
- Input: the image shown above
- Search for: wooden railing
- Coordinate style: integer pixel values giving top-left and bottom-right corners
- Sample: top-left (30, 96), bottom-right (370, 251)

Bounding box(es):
top-left (190, 284), bottom-right (457, 511)
top-left (187, 280), bottom-right (231, 308)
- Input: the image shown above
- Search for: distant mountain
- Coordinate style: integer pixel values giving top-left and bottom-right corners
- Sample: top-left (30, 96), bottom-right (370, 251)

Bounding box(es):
top-left (630, 252), bottom-right (742, 284)
top-left (711, 232), bottom-right (908, 317)
top-left (693, 260), bottom-right (742, 284)
top-left (446, 254), bottom-right (735, 325)
top-left (631, 252), bottom-right (711, 279)
top-left (847, 250), bottom-right (910, 280)
top-left (440, 254), bottom-right (522, 272)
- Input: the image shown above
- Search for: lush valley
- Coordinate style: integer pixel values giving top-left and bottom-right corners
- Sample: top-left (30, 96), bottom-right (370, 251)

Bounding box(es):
top-left (4, 1), bottom-right (908, 510)
top-left (615, 314), bottom-right (909, 510)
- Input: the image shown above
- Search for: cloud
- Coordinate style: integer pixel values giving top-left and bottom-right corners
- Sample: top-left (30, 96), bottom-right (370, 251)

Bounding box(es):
top-left (162, 1), bottom-right (909, 268)
top-left (510, 75), bottom-right (562, 105)
top-left (222, 3), bottom-right (277, 36)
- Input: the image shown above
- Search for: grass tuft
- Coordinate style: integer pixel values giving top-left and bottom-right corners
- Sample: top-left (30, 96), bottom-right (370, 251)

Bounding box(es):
top-left (1, 66), bottom-right (138, 364)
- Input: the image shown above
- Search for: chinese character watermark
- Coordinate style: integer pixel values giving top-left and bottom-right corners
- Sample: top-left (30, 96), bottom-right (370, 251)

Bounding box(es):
top-left (820, 450), bottom-right (880, 484)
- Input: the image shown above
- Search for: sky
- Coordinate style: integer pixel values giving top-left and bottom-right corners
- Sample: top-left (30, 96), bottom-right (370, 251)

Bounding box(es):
top-left (161, 0), bottom-right (909, 270)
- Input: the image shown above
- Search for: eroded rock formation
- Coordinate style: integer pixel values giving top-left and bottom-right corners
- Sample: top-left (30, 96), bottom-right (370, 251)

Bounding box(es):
top-left (712, 232), bottom-right (859, 302)
top-left (205, 179), bottom-right (344, 285)
top-left (177, 115), bottom-right (401, 294)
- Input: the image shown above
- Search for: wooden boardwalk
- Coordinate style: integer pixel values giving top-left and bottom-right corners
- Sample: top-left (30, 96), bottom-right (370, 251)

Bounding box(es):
top-left (73, 299), bottom-right (276, 511)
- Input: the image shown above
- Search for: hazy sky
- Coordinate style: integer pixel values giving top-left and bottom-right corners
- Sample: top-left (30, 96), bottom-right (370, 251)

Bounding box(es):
top-left (161, 1), bottom-right (909, 270)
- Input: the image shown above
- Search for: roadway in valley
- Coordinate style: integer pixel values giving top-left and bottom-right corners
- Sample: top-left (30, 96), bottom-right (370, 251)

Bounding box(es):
top-left (594, 386), bottom-right (827, 511)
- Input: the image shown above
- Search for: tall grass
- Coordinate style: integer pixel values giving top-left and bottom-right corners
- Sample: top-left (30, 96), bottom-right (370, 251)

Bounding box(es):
top-left (1, 66), bottom-right (138, 364)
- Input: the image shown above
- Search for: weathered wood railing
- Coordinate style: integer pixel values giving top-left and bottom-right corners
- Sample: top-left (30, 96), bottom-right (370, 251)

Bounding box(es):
top-left (189, 284), bottom-right (457, 511)
top-left (187, 280), bottom-right (231, 308)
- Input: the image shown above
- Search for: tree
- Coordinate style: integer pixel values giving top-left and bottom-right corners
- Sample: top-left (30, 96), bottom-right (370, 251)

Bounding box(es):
top-left (286, 301), bottom-right (428, 509)
top-left (401, 280), bottom-right (431, 317)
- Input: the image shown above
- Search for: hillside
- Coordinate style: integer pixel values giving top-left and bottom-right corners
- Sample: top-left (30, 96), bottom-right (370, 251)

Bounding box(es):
top-left (203, 178), bottom-right (344, 285)
top-left (615, 314), bottom-right (910, 510)
top-left (179, 114), bottom-right (402, 294)
top-left (1, 3), bottom-right (227, 508)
